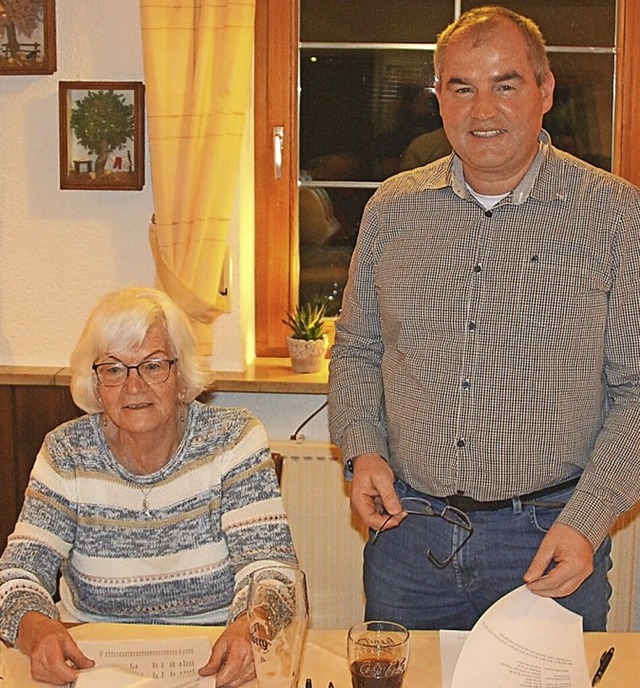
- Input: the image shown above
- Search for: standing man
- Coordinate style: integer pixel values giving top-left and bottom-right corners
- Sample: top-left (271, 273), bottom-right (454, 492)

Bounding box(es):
top-left (328, 5), bottom-right (640, 631)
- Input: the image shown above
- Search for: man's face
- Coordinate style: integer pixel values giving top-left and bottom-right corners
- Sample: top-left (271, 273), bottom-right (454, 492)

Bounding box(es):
top-left (435, 19), bottom-right (555, 194)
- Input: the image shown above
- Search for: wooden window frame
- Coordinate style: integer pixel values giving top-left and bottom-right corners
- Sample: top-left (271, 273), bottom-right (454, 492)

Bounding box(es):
top-left (255, 0), bottom-right (640, 358)
top-left (254, 0), bottom-right (298, 357)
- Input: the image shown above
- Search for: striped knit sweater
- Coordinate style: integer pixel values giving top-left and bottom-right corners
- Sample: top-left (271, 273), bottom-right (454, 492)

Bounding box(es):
top-left (0, 401), bottom-right (297, 646)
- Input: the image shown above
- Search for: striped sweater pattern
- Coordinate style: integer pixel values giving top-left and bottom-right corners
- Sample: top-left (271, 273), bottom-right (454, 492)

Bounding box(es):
top-left (0, 402), bottom-right (297, 646)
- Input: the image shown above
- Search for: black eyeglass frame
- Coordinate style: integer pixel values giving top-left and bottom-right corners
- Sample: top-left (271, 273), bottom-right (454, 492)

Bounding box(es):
top-left (92, 358), bottom-right (177, 387)
top-left (371, 496), bottom-right (474, 569)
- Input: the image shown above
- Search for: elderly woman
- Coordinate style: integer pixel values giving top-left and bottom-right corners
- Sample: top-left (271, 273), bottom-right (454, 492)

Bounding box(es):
top-left (0, 286), bottom-right (297, 686)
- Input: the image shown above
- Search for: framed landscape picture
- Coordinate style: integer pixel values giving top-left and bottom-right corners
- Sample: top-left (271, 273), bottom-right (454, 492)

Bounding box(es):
top-left (59, 81), bottom-right (145, 191)
top-left (0, 0), bottom-right (57, 75)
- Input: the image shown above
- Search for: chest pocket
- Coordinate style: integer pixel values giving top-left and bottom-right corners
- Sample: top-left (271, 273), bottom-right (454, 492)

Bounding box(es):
top-left (513, 250), bottom-right (609, 329)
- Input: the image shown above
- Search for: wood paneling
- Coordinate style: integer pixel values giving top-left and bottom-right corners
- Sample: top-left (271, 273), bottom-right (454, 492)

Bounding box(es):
top-left (0, 386), bottom-right (18, 552)
top-left (0, 385), bottom-right (82, 550)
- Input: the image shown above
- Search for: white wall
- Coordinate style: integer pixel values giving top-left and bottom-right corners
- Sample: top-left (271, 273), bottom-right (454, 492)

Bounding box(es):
top-left (0, 2), bottom-right (154, 366)
top-left (211, 392), bottom-right (329, 442)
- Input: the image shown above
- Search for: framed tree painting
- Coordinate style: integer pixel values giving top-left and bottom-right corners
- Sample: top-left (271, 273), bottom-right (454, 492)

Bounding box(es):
top-left (0, 0), bottom-right (57, 75)
top-left (59, 81), bottom-right (145, 191)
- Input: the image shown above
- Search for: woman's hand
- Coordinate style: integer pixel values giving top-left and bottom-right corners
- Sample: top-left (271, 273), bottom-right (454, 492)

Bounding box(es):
top-left (199, 615), bottom-right (255, 687)
top-left (16, 611), bottom-right (95, 685)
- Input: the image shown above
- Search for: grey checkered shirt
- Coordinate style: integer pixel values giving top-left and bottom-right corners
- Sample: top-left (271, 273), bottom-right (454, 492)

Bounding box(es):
top-left (328, 132), bottom-right (640, 549)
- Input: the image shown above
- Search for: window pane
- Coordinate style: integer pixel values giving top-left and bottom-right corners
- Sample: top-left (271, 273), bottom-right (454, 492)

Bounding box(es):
top-left (300, 48), bottom-right (438, 182)
top-left (299, 187), bottom-right (374, 316)
top-left (299, 47), bottom-right (614, 180)
top-left (545, 53), bottom-right (614, 169)
top-left (462, 0), bottom-right (616, 47)
top-left (300, 0), bottom-right (453, 43)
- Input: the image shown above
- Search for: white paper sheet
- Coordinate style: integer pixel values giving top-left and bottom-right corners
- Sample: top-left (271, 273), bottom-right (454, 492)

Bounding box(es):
top-left (74, 637), bottom-right (216, 688)
top-left (438, 630), bottom-right (469, 688)
top-left (448, 585), bottom-right (591, 688)
top-left (73, 664), bottom-right (154, 688)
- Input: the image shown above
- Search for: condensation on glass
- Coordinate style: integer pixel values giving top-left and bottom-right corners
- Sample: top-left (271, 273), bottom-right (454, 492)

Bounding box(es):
top-left (298, 0), bottom-right (617, 314)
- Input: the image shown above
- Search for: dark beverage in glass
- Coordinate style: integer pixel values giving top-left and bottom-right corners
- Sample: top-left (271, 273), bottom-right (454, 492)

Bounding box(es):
top-left (350, 658), bottom-right (406, 688)
top-left (347, 621), bottom-right (410, 688)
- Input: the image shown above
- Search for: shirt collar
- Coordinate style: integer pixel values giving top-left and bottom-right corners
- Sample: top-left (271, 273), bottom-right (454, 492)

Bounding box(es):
top-left (425, 129), bottom-right (565, 206)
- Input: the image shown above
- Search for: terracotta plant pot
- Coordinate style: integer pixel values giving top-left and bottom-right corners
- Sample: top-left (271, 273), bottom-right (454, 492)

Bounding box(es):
top-left (287, 335), bottom-right (328, 373)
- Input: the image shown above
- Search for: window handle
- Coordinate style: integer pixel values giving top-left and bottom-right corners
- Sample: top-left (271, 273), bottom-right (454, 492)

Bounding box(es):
top-left (273, 125), bottom-right (284, 179)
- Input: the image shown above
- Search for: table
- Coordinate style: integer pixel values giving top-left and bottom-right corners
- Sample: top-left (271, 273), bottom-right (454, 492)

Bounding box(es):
top-left (1, 625), bottom-right (637, 687)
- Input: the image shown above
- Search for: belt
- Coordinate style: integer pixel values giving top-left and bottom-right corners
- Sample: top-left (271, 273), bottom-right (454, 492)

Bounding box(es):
top-left (441, 476), bottom-right (581, 513)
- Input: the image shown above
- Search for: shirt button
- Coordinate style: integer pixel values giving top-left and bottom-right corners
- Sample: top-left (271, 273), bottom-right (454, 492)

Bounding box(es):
top-left (473, 264), bottom-right (482, 273)
top-left (468, 321), bottom-right (476, 331)
top-left (484, 210), bottom-right (493, 218)
top-left (456, 439), bottom-right (466, 448)
top-left (462, 379), bottom-right (471, 390)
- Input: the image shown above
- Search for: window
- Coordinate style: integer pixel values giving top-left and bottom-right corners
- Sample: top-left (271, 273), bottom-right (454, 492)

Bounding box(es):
top-left (255, 0), bottom-right (640, 357)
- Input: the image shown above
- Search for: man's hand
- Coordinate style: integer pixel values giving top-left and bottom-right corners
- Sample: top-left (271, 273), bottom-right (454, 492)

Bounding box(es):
top-left (524, 523), bottom-right (595, 597)
top-left (199, 614), bottom-right (255, 687)
top-left (349, 453), bottom-right (405, 531)
top-left (16, 611), bottom-right (95, 685)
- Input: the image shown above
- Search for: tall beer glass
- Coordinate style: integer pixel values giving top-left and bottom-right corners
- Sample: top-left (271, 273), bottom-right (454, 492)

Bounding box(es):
top-left (248, 565), bottom-right (309, 688)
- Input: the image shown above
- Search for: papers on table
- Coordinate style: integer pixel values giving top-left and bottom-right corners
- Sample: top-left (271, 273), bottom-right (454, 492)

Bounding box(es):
top-left (439, 630), bottom-right (469, 687)
top-left (73, 664), bottom-right (155, 687)
top-left (440, 585), bottom-right (591, 688)
top-left (73, 637), bottom-right (216, 688)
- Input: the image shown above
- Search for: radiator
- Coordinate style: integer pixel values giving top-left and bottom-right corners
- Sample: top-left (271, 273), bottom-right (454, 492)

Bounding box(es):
top-left (609, 505), bottom-right (640, 631)
top-left (271, 439), bottom-right (368, 630)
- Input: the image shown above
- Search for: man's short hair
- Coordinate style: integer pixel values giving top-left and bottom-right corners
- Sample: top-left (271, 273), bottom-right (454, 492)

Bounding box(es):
top-left (434, 5), bottom-right (551, 87)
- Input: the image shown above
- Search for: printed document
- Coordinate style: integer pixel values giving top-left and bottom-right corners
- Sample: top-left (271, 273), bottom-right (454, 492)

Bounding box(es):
top-left (441, 585), bottom-right (591, 688)
top-left (73, 637), bottom-right (216, 688)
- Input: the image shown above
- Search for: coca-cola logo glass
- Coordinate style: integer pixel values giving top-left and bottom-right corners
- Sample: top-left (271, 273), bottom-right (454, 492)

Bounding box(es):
top-left (348, 621), bottom-right (410, 688)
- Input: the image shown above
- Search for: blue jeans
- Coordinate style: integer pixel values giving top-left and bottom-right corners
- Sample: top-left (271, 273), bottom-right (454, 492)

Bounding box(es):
top-left (364, 479), bottom-right (611, 631)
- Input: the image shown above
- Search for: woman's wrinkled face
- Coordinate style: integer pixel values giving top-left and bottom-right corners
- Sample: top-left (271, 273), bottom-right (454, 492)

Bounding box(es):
top-left (95, 322), bottom-right (179, 438)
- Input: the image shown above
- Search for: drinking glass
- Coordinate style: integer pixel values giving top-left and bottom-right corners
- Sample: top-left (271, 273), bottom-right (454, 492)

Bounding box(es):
top-left (247, 565), bottom-right (309, 688)
top-left (347, 621), bottom-right (410, 688)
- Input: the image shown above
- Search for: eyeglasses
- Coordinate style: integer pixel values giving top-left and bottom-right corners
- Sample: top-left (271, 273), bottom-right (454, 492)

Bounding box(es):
top-left (371, 496), bottom-right (474, 569)
top-left (92, 358), bottom-right (177, 387)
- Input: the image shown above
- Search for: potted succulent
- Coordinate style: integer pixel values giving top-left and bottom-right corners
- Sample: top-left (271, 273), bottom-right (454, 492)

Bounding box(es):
top-left (282, 301), bottom-right (329, 373)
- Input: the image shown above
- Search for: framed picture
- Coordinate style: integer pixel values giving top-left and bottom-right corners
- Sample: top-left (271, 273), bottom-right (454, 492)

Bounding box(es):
top-left (59, 81), bottom-right (145, 191)
top-left (0, 0), bottom-right (57, 75)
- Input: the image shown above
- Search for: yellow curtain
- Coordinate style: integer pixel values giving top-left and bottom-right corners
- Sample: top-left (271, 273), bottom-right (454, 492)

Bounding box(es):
top-left (139, 0), bottom-right (255, 351)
